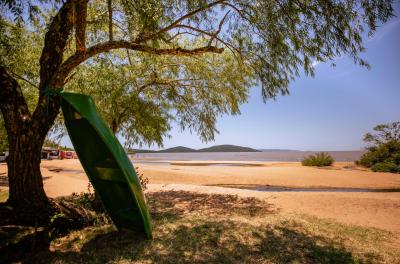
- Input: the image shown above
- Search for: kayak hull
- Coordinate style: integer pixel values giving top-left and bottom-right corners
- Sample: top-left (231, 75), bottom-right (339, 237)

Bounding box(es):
top-left (61, 92), bottom-right (152, 239)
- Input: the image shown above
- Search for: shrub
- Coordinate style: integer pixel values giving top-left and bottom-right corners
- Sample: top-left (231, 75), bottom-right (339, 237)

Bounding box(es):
top-left (357, 122), bottom-right (400, 173)
top-left (357, 140), bottom-right (400, 173)
top-left (136, 166), bottom-right (149, 191)
top-left (370, 161), bottom-right (400, 173)
top-left (302, 152), bottom-right (334, 167)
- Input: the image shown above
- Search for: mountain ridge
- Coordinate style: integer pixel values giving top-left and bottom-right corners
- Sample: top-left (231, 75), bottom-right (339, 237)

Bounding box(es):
top-left (128, 144), bottom-right (261, 153)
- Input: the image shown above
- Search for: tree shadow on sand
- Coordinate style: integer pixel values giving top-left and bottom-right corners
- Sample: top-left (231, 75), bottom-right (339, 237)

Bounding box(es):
top-left (0, 174), bottom-right (52, 187)
top-left (31, 221), bottom-right (378, 264)
top-left (147, 190), bottom-right (279, 221)
top-left (2, 190), bottom-right (382, 264)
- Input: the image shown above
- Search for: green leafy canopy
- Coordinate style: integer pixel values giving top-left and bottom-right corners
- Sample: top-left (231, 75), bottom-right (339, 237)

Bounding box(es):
top-left (1, 0), bottom-right (396, 147)
top-left (67, 49), bottom-right (253, 147)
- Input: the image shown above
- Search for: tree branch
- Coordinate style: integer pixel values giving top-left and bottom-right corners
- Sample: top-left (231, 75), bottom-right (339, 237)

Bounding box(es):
top-left (136, 0), bottom-right (226, 43)
top-left (126, 49), bottom-right (133, 65)
top-left (0, 66), bottom-right (31, 134)
top-left (221, 2), bottom-right (252, 24)
top-left (107, 0), bottom-right (113, 41)
top-left (38, 0), bottom-right (75, 90)
top-left (34, 0), bottom-right (76, 133)
top-left (208, 11), bottom-right (230, 46)
top-left (56, 41), bottom-right (224, 85)
top-left (137, 78), bottom-right (202, 94)
top-left (172, 24), bottom-right (241, 58)
top-left (74, 0), bottom-right (88, 53)
top-left (8, 70), bottom-right (39, 89)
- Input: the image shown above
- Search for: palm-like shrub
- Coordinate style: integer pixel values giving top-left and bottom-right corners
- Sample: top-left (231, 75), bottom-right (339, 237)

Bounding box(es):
top-left (302, 152), bottom-right (334, 167)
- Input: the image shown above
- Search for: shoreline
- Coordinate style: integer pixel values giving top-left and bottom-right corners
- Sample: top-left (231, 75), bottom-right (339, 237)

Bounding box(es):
top-left (129, 150), bottom-right (366, 162)
top-left (1, 159), bottom-right (400, 233)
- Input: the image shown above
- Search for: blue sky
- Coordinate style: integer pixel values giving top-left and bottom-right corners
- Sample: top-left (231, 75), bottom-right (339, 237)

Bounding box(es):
top-left (62, 10), bottom-right (400, 151)
top-left (148, 15), bottom-right (400, 151)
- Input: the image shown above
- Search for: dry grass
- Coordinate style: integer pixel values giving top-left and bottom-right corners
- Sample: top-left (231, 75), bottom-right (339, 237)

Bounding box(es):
top-left (1, 191), bottom-right (399, 263)
top-left (0, 190), bottom-right (8, 203)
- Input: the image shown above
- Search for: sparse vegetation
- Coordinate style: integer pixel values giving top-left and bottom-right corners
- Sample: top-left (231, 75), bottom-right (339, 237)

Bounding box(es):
top-left (43, 138), bottom-right (74, 151)
top-left (302, 152), bottom-right (334, 167)
top-left (357, 122), bottom-right (400, 173)
top-left (1, 191), bottom-right (398, 263)
top-left (136, 167), bottom-right (149, 191)
top-left (0, 191), bottom-right (8, 203)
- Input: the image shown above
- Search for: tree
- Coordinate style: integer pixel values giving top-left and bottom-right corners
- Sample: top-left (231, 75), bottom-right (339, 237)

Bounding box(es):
top-left (0, 0), bottom-right (395, 223)
top-left (68, 50), bottom-right (252, 147)
top-left (0, 17), bottom-right (42, 153)
top-left (0, 116), bottom-right (7, 153)
top-left (357, 122), bottom-right (400, 173)
top-left (363, 122), bottom-right (400, 146)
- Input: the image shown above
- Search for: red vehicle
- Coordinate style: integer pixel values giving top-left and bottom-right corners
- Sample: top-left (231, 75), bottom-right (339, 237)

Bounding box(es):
top-left (60, 150), bottom-right (75, 159)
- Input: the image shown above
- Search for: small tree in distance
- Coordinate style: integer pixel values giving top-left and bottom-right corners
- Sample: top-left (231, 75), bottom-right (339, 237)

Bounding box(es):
top-left (357, 122), bottom-right (400, 173)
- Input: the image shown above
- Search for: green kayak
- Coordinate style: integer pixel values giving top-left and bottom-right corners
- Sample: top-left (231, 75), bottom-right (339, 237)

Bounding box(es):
top-left (61, 92), bottom-right (152, 239)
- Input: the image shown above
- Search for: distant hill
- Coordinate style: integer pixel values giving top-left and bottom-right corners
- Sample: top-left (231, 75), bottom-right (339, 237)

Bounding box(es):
top-left (128, 144), bottom-right (260, 153)
top-left (127, 149), bottom-right (157, 154)
top-left (197, 144), bottom-right (260, 152)
top-left (258, 149), bottom-right (300, 152)
top-left (158, 146), bottom-right (196, 153)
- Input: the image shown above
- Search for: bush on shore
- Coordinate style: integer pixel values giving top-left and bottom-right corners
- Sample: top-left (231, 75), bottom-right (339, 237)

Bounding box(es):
top-left (302, 152), bottom-right (334, 167)
top-left (370, 161), bottom-right (400, 173)
top-left (357, 141), bottom-right (400, 173)
top-left (356, 122), bottom-right (400, 173)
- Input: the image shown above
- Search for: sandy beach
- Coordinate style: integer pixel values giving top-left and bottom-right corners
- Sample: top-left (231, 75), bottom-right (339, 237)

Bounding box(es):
top-left (1, 159), bottom-right (400, 233)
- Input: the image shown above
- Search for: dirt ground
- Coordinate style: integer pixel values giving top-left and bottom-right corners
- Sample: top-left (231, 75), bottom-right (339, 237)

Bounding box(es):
top-left (1, 159), bottom-right (399, 233)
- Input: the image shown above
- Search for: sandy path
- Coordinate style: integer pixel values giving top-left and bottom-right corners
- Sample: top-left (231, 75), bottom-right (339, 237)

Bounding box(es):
top-left (1, 159), bottom-right (400, 233)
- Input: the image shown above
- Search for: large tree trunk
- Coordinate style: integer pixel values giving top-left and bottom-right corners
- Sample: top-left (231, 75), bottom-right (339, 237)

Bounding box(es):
top-left (0, 1), bottom-right (75, 224)
top-left (0, 1), bottom-right (84, 227)
top-left (7, 131), bottom-right (48, 208)
top-left (0, 66), bottom-right (52, 224)
top-left (6, 132), bottom-right (52, 224)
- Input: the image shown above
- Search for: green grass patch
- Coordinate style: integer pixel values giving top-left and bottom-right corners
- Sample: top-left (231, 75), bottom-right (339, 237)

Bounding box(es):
top-left (1, 191), bottom-right (399, 263)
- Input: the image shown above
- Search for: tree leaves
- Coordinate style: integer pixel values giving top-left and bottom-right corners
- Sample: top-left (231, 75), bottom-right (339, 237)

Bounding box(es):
top-left (1, 0), bottom-right (396, 148)
top-left (363, 121), bottom-right (400, 146)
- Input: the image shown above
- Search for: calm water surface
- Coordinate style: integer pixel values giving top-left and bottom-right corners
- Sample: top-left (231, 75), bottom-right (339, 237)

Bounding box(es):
top-left (130, 151), bottom-right (364, 162)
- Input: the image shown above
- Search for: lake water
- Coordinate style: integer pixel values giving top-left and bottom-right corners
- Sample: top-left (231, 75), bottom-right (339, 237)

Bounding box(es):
top-left (130, 151), bottom-right (365, 162)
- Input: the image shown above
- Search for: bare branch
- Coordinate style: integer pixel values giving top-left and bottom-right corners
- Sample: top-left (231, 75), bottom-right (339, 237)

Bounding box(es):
top-left (126, 49), bottom-right (133, 65)
top-left (208, 11), bottom-right (230, 46)
top-left (55, 41), bottom-right (224, 85)
top-left (107, 0), bottom-right (113, 41)
top-left (74, 0), bottom-right (88, 53)
top-left (172, 24), bottom-right (242, 58)
top-left (137, 78), bottom-right (202, 94)
top-left (9, 70), bottom-right (39, 89)
top-left (136, 0), bottom-right (226, 43)
top-left (165, 31), bottom-right (200, 42)
top-left (63, 71), bottom-right (77, 86)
